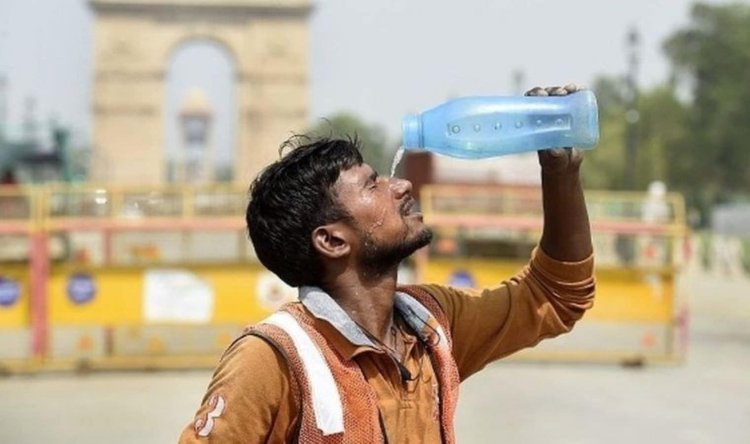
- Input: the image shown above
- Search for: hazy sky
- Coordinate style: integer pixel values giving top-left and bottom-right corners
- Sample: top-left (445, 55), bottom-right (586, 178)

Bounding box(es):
top-left (0, 0), bottom-right (740, 162)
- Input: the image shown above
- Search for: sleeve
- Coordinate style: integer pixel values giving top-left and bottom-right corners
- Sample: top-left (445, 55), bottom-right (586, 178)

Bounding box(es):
top-left (422, 246), bottom-right (595, 381)
top-left (178, 335), bottom-right (299, 443)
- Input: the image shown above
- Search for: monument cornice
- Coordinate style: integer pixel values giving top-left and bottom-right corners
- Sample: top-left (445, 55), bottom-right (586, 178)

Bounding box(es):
top-left (89, 0), bottom-right (314, 18)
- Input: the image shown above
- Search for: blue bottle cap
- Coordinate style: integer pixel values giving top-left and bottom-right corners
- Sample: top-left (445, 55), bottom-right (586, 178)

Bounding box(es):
top-left (402, 114), bottom-right (422, 148)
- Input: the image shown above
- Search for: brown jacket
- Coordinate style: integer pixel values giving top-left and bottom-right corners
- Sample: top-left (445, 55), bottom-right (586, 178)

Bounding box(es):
top-left (179, 247), bottom-right (595, 443)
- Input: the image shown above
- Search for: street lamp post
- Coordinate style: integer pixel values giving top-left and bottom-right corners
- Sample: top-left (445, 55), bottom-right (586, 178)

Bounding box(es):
top-left (624, 26), bottom-right (641, 190)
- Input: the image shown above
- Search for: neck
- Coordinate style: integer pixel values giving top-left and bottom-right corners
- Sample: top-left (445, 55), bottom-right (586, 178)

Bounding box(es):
top-left (322, 266), bottom-right (399, 342)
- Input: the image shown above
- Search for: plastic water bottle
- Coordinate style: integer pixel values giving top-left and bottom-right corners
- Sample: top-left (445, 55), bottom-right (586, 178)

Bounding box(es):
top-left (401, 90), bottom-right (599, 159)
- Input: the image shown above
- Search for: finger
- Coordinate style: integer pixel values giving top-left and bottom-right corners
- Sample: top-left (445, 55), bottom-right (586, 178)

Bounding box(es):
top-left (563, 147), bottom-right (584, 160)
top-left (539, 147), bottom-right (585, 169)
top-left (525, 86), bottom-right (548, 97)
top-left (570, 147), bottom-right (585, 162)
top-left (548, 86), bottom-right (568, 96)
top-left (545, 147), bottom-right (577, 156)
top-left (539, 147), bottom-right (567, 158)
top-left (564, 83), bottom-right (584, 93)
top-left (551, 147), bottom-right (568, 157)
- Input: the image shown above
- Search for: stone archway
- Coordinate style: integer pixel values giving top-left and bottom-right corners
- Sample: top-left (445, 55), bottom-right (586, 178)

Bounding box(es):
top-left (89, 0), bottom-right (312, 185)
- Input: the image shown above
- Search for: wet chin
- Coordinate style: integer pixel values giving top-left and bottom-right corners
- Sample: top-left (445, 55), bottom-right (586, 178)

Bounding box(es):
top-left (361, 228), bottom-right (433, 268)
top-left (408, 227), bottom-right (433, 251)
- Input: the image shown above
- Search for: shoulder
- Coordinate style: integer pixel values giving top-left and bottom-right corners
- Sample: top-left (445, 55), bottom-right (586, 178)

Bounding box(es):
top-left (400, 283), bottom-right (484, 335)
top-left (179, 333), bottom-right (298, 443)
top-left (214, 332), bottom-right (292, 388)
top-left (208, 332), bottom-right (297, 420)
top-left (408, 283), bottom-right (483, 316)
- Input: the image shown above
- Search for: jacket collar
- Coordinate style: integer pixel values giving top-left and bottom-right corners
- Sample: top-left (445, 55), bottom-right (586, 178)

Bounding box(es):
top-left (298, 286), bottom-right (436, 356)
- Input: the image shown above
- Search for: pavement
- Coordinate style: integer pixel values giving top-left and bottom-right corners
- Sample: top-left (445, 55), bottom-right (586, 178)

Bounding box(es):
top-left (0, 267), bottom-right (748, 443)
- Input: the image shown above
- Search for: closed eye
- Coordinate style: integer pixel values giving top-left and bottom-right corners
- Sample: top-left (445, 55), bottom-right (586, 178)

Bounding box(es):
top-left (366, 171), bottom-right (379, 189)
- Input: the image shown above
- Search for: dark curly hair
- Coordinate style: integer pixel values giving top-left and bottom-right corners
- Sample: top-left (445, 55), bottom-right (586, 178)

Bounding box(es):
top-left (246, 135), bottom-right (364, 287)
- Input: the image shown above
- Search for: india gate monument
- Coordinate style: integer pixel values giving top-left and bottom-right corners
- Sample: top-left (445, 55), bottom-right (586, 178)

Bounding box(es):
top-left (89, 0), bottom-right (312, 185)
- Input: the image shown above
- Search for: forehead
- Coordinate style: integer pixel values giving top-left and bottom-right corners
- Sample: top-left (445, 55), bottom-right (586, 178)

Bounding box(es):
top-left (335, 163), bottom-right (374, 188)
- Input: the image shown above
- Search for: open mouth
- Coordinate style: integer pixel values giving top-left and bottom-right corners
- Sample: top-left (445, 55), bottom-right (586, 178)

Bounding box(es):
top-left (400, 198), bottom-right (419, 217)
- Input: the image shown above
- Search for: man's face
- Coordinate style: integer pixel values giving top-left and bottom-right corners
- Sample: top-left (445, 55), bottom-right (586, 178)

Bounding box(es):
top-left (333, 163), bottom-right (432, 269)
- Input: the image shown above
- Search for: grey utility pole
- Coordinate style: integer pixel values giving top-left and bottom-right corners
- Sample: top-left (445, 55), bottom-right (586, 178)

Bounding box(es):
top-left (624, 26), bottom-right (641, 189)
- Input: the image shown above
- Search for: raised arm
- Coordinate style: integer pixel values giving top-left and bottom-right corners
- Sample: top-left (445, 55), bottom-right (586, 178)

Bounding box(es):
top-left (527, 85), bottom-right (593, 262)
top-left (422, 85), bottom-right (596, 380)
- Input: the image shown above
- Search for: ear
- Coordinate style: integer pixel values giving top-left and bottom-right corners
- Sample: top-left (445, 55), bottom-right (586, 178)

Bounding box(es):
top-left (312, 222), bottom-right (352, 260)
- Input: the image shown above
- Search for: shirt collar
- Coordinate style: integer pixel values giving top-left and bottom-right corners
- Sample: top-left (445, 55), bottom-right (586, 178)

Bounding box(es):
top-left (298, 286), bottom-right (436, 357)
top-left (298, 286), bottom-right (376, 349)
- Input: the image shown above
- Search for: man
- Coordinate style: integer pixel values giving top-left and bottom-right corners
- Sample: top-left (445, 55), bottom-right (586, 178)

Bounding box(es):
top-left (180, 85), bottom-right (596, 443)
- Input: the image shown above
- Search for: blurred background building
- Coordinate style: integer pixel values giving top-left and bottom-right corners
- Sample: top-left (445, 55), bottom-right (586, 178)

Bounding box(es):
top-left (0, 83), bottom-right (82, 184)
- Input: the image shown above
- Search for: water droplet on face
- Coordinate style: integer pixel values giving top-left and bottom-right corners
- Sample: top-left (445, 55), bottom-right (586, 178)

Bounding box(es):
top-left (451, 125), bottom-right (461, 134)
top-left (515, 121), bottom-right (523, 128)
top-left (473, 124), bottom-right (481, 132)
top-left (367, 207), bottom-right (388, 234)
top-left (494, 122), bottom-right (502, 130)
top-left (535, 119), bottom-right (543, 127)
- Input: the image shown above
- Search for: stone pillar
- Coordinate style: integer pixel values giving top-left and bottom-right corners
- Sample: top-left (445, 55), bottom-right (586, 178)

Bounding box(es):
top-left (90, 12), bottom-right (166, 184)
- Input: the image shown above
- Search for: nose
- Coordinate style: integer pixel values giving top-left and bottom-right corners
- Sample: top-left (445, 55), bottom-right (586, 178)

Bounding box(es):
top-left (390, 177), bottom-right (413, 198)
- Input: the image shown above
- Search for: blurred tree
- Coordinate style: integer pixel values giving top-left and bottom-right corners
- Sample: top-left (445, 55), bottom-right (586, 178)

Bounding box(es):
top-left (639, 86), bottom-right (690, 189)
top-left (664, 2), bottom-right (750, 216)
top-left (309, 113), bottom-right (393, 175)
top-left (583, 76), bottom-right (628, 189)
top-left (584, 77), bottom-right (688, 193)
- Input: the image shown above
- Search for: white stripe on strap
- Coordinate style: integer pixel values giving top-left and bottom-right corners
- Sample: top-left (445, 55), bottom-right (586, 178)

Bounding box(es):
top-left (436, 325), bottom-right (449, 349)
top-left (262, 312), bottom-right (345, 435)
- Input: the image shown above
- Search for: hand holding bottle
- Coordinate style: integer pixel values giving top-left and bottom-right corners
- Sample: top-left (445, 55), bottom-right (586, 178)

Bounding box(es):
top-left (401, 85), bottom-right (598, 159)
top-left (525, 84), bottom-right (586, 176)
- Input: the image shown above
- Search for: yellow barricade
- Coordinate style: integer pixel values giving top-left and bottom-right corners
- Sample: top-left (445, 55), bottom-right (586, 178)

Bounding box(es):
top-left (0, 183), bottom-right (690, 370)
top-left (418, 184), bottom-right (689, 364)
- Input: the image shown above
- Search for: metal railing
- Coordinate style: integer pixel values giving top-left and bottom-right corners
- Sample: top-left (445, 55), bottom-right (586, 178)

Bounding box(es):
top-left (421, 184), bottom-right (687, 236)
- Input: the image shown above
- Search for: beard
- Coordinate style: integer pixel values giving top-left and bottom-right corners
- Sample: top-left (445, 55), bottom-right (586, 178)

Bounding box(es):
top-left (358, 226), bottom-right (433, 275)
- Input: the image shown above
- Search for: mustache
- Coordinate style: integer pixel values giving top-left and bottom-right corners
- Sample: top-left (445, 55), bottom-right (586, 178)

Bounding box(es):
top-left (400, 197), bottom-right (416, 215)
